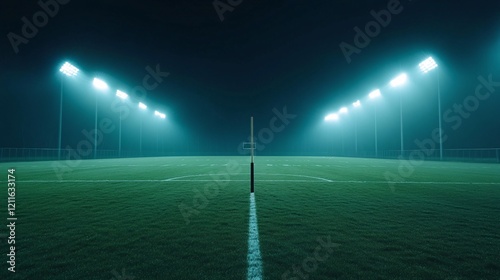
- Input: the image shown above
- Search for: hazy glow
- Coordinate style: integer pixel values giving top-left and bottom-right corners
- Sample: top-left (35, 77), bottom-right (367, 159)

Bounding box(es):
top-left (116, 90), bottom-right (128, 99)
top-left (138, 102), bottom-right (147, 110)
top-left (155, 110), bottom-right (166, 119)
top-left (390, 73), bottom-right (408, 87)
top-left (369, 89), bottom-right (381, 99)
top-left (324, 113), bottom-right (339, 121)
top-left (339, 107), bottom-right (348, 114)
top-left (92, 78), bottom-right (109, 90)
top-left (419, 57), bottom-right (438, 73)
top-left (60, 62), bottom-right (79, 77)
top-left (352, 100), bottom-right (361, 107)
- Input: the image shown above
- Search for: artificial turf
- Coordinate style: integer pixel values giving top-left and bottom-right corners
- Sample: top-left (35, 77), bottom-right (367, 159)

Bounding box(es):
top-left (0, 156), bottom-right (499, 279)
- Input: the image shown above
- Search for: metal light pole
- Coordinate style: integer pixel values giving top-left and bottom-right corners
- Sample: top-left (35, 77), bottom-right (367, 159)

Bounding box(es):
top-left (352, 100), bottom-right (361, 155)
top-left (119, 110), bottom-right (122, 157)
top-left (419, 57), bottom-right (441, 159)
top-left (59, 77), bottom-right (63, 159)
top-left (94, 94), bottom-right (98, 159)
top-left (324, 113), bottom-right (339, 156)
top-left (374, 104), bottom-right (378, 158)
top-left (369, 89), bottom-right (381, 157)
top-left (437, 69), bottom-right (443, 160)
top-left (140, 117), bottom-right (143, 155)
top-left (155, 111), bottom-right (167, 154)
top-left (116, 90), bottom-right (128, 157)
top-left (390, 73), bottom-right (408, 157)
top-left (400, 93), bottom-right (403, 155)
top-left (58, 62), bottom-right (79, 160)
top-left (92, 78), bottom-right (109, 159)
top-left (339, 107), bottom-right (348, 156)
top-left (354, 114), bottom-right (357, 154)
top-left (138, 102), bottom-right (148, 155)
top-left (154, 110), bottom-right (166, 155)
top-left (341, 125), bottom-right (344, 156)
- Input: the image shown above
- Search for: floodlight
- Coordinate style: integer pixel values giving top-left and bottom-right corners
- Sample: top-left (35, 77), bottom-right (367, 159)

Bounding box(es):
top-left (390, 73), bottom-right (407, 87)
top-left (369, 89), bottom-right (381, 99)
top-left (339, 107), bottom-right (348, 114)
top-left (116, 90), bottom-right (128, 99)
top-left (154, 110), bottom-right (166, 119)
top-left (419, 57), bottom-right (438, 73)
top-left (138, 102), bottom-right (147, 110)
top-left (352, 100), bottom-right (361, 107)
top-left (324, 113), bottom-right (339, 121)
top-left (60, 62), bottom-right (79, 77)
top-left (92, 78), bottom-right (109, 90)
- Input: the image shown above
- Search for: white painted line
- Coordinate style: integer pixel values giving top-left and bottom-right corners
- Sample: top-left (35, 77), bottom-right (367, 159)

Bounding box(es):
top-left (11, 180), bottom-right (500, 185)
top-left (164, 180), bottom-right (328, 182)
top-left (247, 193), bottom-right (263, 280)
top-left (255, 173), bottom-right (333, 182)
top-left (163, 174), bottom-right (211, 181)
top-left (163, 173), bottom-right (333, 182)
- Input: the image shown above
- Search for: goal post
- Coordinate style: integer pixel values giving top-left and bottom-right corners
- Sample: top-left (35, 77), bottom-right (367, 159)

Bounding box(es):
top-left (243, 117), bottom-right (256, 193)
top-left (250, 116), bottom-right (254, 193)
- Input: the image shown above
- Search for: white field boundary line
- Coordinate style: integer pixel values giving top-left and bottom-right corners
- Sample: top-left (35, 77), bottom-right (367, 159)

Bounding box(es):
top-left (7, 180), bottom-right (500, 185)
top-left (164, 173), bottom-right (332, 182)
top-left (247, 193), bottom-right (263, 280)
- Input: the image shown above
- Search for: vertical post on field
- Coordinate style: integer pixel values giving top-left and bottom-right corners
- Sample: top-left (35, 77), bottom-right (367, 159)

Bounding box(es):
top-left (58, 76), bottom-right (63, 160)
top-left (250, 116), bottom-right (255, 193)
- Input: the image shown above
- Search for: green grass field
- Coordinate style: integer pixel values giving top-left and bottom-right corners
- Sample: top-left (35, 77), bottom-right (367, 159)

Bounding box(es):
top-left (0, 156), bottom-right (499, 279)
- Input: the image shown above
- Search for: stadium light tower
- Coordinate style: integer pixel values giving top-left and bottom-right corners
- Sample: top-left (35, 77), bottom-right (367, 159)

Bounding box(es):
top-left (154, 110), bottom-right (166, 153)
top-left (338, 107), bottom-right (349, 154)
top-left (352, 100), bottom-right (361, 154)
top-left (116, 90), bottom-right (128, 157)
top-left (419, 57), bottom-right (442, 160)
top-left (390, 73), bottom-right (408, 156)
top-left (58, 62), bottom-right (79, 160)
top-left (138, 102), bottom-right (147, 155)
top-left (92, 78), bottom-right (109, 159)
top-left (369, 89), bottom-right (381, 157)
top-left (324, 113), bottom-right (340, 155)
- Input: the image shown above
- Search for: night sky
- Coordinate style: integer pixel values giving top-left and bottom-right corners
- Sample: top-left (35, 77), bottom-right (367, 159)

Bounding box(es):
top-left (1, 0), bottom-right (499, 156)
